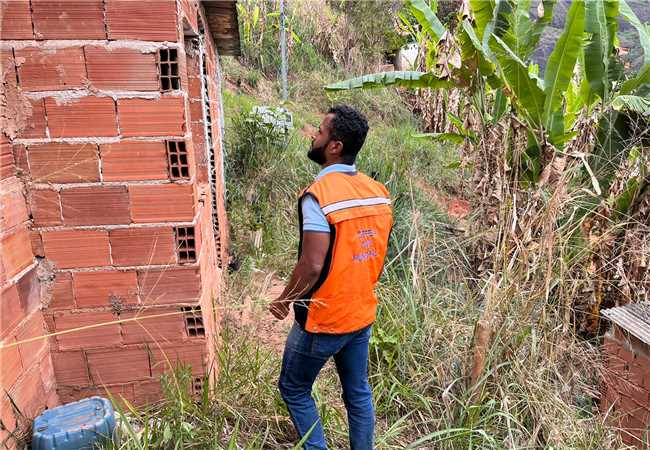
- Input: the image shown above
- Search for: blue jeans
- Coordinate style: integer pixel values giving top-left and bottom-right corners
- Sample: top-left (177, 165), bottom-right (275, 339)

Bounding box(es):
top-left (279, 322), bottom-right (374, 450)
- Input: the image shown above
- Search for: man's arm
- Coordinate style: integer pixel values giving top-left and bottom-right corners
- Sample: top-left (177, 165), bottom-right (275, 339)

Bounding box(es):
top-left (269, 231), bottom-right (330, 320)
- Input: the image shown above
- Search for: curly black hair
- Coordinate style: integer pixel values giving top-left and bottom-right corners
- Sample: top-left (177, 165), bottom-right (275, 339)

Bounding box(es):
top-left (327, 105), bottom-right (369, 164)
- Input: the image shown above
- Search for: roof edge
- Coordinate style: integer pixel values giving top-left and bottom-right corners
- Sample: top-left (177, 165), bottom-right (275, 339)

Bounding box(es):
top-left (202, 0), bottom-right (241, 57)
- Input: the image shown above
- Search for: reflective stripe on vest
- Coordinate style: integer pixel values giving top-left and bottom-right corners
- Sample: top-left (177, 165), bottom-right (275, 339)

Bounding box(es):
top-left (321, 197), bottom-right (392, 215)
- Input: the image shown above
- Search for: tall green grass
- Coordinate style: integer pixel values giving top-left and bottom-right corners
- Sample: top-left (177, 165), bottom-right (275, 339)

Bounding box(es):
top-left (218, 93), bottom-right (621, 448)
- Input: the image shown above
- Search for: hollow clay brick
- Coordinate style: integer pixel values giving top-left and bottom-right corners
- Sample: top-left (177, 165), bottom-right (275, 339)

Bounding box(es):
top-left (87, 347), bottom-right (151, 385)
top-left (15, 47), bottom-right (86, 91)
top-left (600, 385), bottom-right (620, 414)
top-left (620, 420), bottom-right (643, 446)
top-left (100, 141), bottom-right (168, 181)
top-left (0, 1), bottom-right (33, 39)
top-left (61, 186), bottom-right (130, 226)
top-left (191, 121), bottom-right (206, 152)
top-left (85, 46), bottom-right (159, 91)
top-left (1, 284), bottom-right (24, 340)
top-left (603, 335), bottom-right (621, 358)
top-left (118, 97), bottom-right (185, 137)
top-left (150, 342), bottom-right (205, 376)
top-left (0, 338), bottom-right (22, 390)
top-left (0, 398), bottom-right (17, 446)
top-left (0, 138), bottom-right (15, 181)
top-left (73, 270), bottom-right (138, 308)
top-left (30, 189), bottom-right (62, 227)
top-left (30, 231), bottom-right (44, 258)
top-left (12, 144), bottom-right (28, 175)
top-left (605, 352), bottom-right (628, 375)
top-left (618, 377), bottom-right (649, 403)
top-left (637, 359), bottom-right (650, 392)
top-left (16, 265), bottom-right (40, 315)
top-left (0, 226), bottom-right (33, 282)
top-left (28, 143), bottom-right (100, 184)
top-left (41, 230), bottom-right (111, 269)
top-left (180, 0), bottom-right (199, 35)
top-left (121, 307), bottom-right (186, 344)
top-left (58, 383), bottom-right (135, 408)
top-left (52, 351), bottom-right (89, 386)
top-left (619, 345), bottom-right (636, 364)
top-left (629, 362), bottom-right (646, 390)
top-left (109, 226), bottom-right (176, 266)
top-left (138, 267), bottom-right (201, 306)
top-left (8, 364), bottom-right (46, 418)
top-left (54, 311), bottom-right (121, 350)
top-left (129, 184), bottom-right (194, 223)
top-left (32, 0), bottom-right (105, 39)
top-left (39, 353), bottom-right (57, 395)
top-left (188, 77), bottom-right (202, 101)
top-left (189, 100), bottom-right (203, 122)
top-left (620, 393), bottom-right (647, 417)
top-left (133, 380), bottom-right (163, 406)
top-left (1, 50), bottom-right (16, 87)
top-left (49, 271), bottom-right (74, 309)
top-left (45, 97), bottom-right (117, 138)
top-left (0, 177), bottom-right (29, 230)
top-left (15, 99), bottom-right (47, 139)
top-left (16, 311), bottom-right (48, 371)
top-left (105, 0), bottom-right (178, 42)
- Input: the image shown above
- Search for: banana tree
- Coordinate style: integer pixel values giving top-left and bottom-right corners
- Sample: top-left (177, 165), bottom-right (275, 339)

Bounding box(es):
top-left (324, 0), bottom-right (650, 381)
top-left (325, 0), bottom-right (649, 189)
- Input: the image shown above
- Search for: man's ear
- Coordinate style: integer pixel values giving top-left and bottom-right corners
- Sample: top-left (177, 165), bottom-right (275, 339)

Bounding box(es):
top-left (328, 140), bottom-right (344, 157)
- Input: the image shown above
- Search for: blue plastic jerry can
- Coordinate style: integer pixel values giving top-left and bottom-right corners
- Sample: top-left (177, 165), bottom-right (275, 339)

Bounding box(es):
top-left (32, 396), bottom-right (116, 450)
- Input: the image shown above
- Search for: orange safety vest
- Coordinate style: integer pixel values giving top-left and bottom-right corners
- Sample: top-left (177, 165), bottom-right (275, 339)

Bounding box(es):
top-left (295, 170), bottom-right (393, 334)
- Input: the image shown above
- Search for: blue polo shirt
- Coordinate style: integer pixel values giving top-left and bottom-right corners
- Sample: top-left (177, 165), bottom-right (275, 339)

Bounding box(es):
top-left (301, 164), bottom-right (357, 232)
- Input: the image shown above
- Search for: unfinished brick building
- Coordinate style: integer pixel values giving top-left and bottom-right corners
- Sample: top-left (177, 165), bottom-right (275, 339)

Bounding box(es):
top-left (0, 1), bottom-right (239, 445)
top-left (601, 303), bottom-right (650, 448)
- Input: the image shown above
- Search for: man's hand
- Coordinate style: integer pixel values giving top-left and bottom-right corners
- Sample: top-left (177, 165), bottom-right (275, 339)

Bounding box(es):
top-left (268, 231), bottom-right (330, 321)
top-left (269, 298), bottom-right (291, 320)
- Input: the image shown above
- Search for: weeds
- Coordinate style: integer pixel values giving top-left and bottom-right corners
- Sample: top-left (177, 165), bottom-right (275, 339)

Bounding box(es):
top-left (106, 2), bottom-right (630, 444)
top-left (103, 83), bottom-right (623, 447)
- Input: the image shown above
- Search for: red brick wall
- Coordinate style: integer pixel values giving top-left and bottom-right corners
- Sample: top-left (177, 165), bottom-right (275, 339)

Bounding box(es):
top-left (1, 0), bottom-right (228, 436)
top-left (186, 4), bottom-right (231, 378)
top-left (0, 138), bottom-right (58, 446)
top-left (601, 325), bottom-right (650, 448)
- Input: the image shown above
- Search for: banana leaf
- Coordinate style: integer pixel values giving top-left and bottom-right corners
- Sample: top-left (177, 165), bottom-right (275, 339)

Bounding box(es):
top-left (565, 78), bottom-right (581, 130)
top-left (482, 0), bottom-right (513, 54)
top-left (501, 0), bottom-right (537, 60)
top-left (620, 0), bottom-right (650, 64)
top-left (493, 35), bottom-right (546, 128)
top-left (519, 131), bottom-right (544, 187)
top-left (470, 0), bottom-right (496, 40)
top-left (447, 112), bottom-right (479, 141)
top-left (459, 19), bottom-right (501, 87)
top-left (542, 0), bottom-right (585, 145)
top-left (589, 110), bottom-right (633, 195)
top-left (584, 0), bottom-right (619, 100)
top-left (610, 176), bottom-right (642, 220)
top-left (492, 88), bottom-right (508, 124)
top-left (620, 63), bottom-right (650, 95)
top-left (406, 0), bottom-right (447, 43)
top-left (324, 71), bottom-right (453, 91)
top-left (611, 95), bottom-right (650, 115)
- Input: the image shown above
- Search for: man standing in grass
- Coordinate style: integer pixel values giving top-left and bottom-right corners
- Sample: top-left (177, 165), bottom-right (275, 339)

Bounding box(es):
top-left (269, 105), bottom-right (393, 450)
